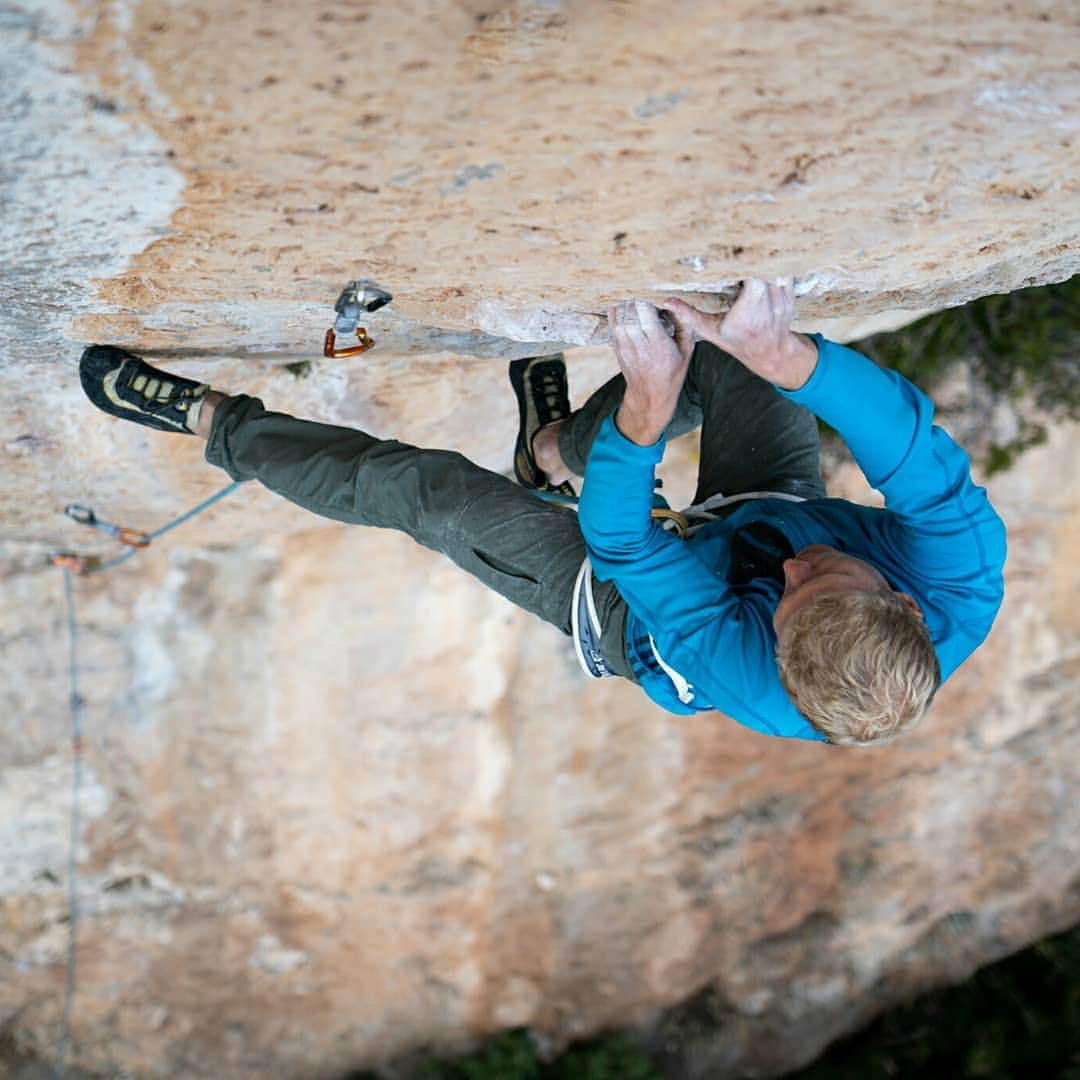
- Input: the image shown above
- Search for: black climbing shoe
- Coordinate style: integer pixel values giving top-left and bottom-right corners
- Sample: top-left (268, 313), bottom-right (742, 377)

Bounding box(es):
top-left (508, 355), bottom-right (576, 497)
top-left (79, 346), bottom-right (208, 435)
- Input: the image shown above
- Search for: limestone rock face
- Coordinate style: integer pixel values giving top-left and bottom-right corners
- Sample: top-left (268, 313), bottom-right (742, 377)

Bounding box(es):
top-left (2, 0), bottom-right (1079, 1077)
top-left (6, 0), bottom-right (1080, 370)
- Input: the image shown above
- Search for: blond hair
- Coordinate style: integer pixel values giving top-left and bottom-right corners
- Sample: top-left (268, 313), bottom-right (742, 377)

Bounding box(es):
top-left (776, 591), bottom-right (941, 746)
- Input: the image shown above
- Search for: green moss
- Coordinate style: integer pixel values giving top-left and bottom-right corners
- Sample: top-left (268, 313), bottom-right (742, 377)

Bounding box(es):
top-left (282, 359), bottom-right (314, 379)
top-left (853, 276), bottom-right (1080, 474)
top-left (411, 1031), bottom-right (541, 1079)
top-left (546, 1032), bottom-right (660, 1079)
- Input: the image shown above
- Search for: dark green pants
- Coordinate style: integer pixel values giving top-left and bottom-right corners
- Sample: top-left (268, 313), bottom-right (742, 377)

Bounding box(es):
top-left (205, 343), bottom-right (824, 677)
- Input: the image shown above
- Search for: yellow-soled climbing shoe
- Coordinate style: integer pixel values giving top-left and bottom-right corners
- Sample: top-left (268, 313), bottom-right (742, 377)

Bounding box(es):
top-left (80, 345), bottom-right (207, 434)
top-left (508, 354), bottom-right (577, 498)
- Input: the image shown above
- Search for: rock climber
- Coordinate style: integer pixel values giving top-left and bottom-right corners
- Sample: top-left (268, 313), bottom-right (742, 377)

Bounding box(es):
top-left (78, 278), bottom-right (1007, 745)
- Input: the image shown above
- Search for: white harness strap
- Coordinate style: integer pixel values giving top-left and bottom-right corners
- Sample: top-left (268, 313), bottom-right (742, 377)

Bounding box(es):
top-left (571, 557), bottom-right (616, 679)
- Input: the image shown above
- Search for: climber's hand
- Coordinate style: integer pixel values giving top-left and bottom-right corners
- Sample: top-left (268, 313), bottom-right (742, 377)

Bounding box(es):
top-left (664, 278), bottom-right (819, 391)
top-left (609, 299), bottom-right (692, 447)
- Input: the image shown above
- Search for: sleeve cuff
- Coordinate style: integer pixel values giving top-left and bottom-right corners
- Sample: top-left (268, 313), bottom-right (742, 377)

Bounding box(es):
top-left (601, 411), bottom-right (667, 462)
top-left (777, 332), bottom-right (831, 404)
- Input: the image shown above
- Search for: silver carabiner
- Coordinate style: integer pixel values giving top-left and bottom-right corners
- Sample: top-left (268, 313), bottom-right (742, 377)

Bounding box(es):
top-left (65, 504), bottom-right (97, 526)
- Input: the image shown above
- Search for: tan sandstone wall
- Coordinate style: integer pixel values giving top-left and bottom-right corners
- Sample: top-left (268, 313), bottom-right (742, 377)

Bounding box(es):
top-left (1, 0), bottom-right (1078, 1077)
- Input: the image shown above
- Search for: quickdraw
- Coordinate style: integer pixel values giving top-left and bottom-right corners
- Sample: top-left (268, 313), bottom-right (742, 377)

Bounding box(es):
top-left (64, 504), bottom-right (150, 547)
top-left (323, 279), bottom-right (392, 359)
top-left (51, 482), bottom-right (242, 576)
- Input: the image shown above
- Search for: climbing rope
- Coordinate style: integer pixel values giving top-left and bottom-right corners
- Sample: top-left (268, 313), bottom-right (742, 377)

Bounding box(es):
top-left (51, 480), bottom-right (242, 1071)
top-left (53, 481), bottom-right (242, 575)
top-left (50, 476), bottom-right (673, 1070)
top-left (57, 568), bottom-right (83, 1077)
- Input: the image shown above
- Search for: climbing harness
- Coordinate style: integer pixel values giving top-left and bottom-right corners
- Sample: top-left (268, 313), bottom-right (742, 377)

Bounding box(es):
top-left (51, 479), bottom-right (243, 1069)
top-left (543, 486), bottom-right (803, 698)
top-left (538, 488), bottom-right (690, 681)
top-left (571, 557), bottom-right (615, 680)
top-left (323, 279), bottom-right (392, 358)
top-left (649, 506), bottom-right (689, 538)
top-left (681, 488), bottom-right (806, 536)
top-left (570, 554), bottom-right (695, 699)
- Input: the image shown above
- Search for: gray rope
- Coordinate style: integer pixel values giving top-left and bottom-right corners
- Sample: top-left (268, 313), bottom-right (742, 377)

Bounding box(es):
top-left (58, 568), bottom-right (84, 1075)
top-left (53, 480), bottom-right (243, 1073)
top-left (91, 481), bottom-right (242, 573)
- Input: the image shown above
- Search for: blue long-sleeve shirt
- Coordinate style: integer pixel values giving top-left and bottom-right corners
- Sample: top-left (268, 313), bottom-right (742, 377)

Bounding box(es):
top-left (578, 336), bottom-right (1008, 741)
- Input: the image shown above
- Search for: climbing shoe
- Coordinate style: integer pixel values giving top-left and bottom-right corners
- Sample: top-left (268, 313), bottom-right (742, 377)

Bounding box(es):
top-left (508, 354), bottom-right (576, 497)
top-left (79, 345), bottom-right (208, 435)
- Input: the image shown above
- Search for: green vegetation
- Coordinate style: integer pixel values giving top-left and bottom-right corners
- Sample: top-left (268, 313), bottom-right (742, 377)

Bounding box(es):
top-left (351, 922), bottom-right (1080, 1079)
top-left (852, 275), bottom-right (1080, 473)
top-left (348, 1030), bottom-right (660, 1080)
top-left (798, 922), bottom-right (1080, 1080)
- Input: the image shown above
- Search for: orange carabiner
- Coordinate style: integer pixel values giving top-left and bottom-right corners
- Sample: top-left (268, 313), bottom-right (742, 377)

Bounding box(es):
top-left (323, 326), bottom-right (375, 358)
top-left (116, 527), bottom-right (151, 548)
top-left (51, 552), bottom-right (100, 575)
